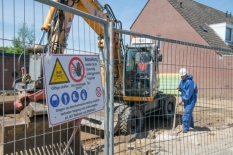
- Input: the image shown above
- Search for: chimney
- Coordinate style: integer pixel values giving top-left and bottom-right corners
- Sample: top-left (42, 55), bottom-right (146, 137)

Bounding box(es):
top-left (180, 2), bottom-right (183, 8)
top-left (226, 11), bottom-right (228, 18)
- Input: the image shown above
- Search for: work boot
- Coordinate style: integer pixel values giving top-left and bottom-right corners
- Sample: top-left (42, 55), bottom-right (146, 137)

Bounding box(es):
top-left (183, 130), bottom-right (189, 133)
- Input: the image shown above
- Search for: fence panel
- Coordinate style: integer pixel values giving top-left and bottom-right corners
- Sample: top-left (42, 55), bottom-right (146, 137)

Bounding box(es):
top-left (1, 0), bottom-right (233, 155)
top-left (111, 28), bottom-right (233, 155)
top-left (0, 0), bottom-right (109, 155)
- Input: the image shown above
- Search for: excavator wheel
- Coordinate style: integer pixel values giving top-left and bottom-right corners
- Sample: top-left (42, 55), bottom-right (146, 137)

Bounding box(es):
top-left (114, 105), bottom-right (128, 135)
top-left (115, 105), bottom-right (128, 114)
top-left (120, 106), bottom-right (144, 135)
top-left (162, 95), bottom-right (176, 120)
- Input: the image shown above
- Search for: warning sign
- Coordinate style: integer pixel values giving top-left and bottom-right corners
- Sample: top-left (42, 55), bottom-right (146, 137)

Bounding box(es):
top-left (68, 57), bottom-right (85, 82)
top-left (49, 58), bottom-right (70, 85)
top-left (96, 87), bottom-right (102, 97)
top-left (42, 54), bottom-right (104, 127)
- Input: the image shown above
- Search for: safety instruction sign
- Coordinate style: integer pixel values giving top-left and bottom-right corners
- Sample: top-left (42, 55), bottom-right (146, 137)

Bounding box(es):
top-left (42, 54), bottom-right (104, 127)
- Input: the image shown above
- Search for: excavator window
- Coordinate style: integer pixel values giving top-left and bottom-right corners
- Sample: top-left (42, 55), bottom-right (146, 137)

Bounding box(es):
top-left (125, 48), bottom-right (151, 95)
top-left (125, 49), bottom-right (150, 74)
top-left (135, 52), bottom-right (150, 75)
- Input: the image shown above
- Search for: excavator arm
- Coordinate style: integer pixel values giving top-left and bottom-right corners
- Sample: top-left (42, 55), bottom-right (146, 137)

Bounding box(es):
top-left (36, 0), bottom-right (124, 92)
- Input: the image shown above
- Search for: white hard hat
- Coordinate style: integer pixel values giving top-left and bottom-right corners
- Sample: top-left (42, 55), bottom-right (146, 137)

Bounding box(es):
top-left (179, 68), bottom-right (188, 76)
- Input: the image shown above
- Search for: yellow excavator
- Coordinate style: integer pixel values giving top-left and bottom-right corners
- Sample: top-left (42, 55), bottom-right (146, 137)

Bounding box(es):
top-left (12, 0), bottom-right (176, 135)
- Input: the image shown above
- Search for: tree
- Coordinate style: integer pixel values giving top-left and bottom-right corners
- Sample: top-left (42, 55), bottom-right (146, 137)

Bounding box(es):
top-left (1, 22), bottom-right (36, 54)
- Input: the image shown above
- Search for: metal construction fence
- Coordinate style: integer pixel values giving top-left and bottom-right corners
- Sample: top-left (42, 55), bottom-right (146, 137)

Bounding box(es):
top-left (0, 0), bottom-right (233, 155)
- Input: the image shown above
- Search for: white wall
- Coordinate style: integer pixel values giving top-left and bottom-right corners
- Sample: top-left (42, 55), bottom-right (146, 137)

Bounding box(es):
top-left (209, 22), bottom-right (233, 43)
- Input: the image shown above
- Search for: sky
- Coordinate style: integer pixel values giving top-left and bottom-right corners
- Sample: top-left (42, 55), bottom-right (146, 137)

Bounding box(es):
top-left (0, 0), bottom-right (233, 51)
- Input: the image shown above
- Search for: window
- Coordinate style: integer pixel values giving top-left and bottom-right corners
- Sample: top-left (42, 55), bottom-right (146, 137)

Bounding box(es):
top-left (226, 28), bottom-right (232, 41)
top-left (200, 25), bottom-right (207, 32)
top-left (156, 40), bottom-right (161, 50)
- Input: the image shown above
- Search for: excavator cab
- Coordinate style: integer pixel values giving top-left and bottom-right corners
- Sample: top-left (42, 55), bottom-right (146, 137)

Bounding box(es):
top-left (123, 41), bottom-right (162, 101)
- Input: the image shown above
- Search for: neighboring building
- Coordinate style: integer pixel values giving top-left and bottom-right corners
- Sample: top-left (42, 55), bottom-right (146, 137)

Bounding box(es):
top-left (0, 51), bottom-right (29, 90)
top-left (130, 0), bottom-right (233, 98)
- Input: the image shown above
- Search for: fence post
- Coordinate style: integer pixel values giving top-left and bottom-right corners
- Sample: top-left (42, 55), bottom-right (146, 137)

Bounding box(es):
top-left (104, 22), bottom-right (110, 155)
top-left (109, 21), bottom-right (114, 155)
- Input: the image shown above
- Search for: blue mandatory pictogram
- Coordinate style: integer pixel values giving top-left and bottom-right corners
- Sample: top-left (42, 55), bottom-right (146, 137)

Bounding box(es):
top-left (61, 92), bottom-right (70, 105)
top-left (71, 91), bottom-right (79, 103)
top-left (50, 94), bottom-right (60, 107)
top-left (80, 89), bottom-right (87, 101)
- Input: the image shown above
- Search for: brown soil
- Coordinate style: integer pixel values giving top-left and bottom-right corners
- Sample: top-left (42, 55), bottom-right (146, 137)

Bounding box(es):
top-left (82, 98), bottom-right (233, 155)
top-left (1, 95), bottom-right (232, 154)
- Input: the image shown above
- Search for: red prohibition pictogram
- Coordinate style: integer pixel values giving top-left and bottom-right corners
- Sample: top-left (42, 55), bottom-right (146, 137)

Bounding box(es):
top-left (68, 57), bottom-right (85, 82)
top-left (96, 87), bottom-right (102, 97)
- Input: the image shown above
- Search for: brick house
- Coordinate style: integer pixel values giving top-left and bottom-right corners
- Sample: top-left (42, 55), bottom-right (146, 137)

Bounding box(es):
top-left (130, 0), bottom-right (233, 98)
top-left (0, 51), bottom-right (29, 91)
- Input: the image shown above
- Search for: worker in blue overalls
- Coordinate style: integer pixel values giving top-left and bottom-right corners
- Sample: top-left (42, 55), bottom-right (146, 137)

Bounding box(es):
top-left (177, 68), bottom-right (198, 133)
